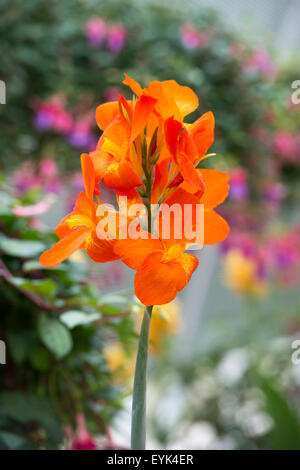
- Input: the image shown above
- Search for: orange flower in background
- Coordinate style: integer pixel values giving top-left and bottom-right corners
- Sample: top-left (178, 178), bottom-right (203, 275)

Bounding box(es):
top-left (40, 74), bottom-right (230, 306)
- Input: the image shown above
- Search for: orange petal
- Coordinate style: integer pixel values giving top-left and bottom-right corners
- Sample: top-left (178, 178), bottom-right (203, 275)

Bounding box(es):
top-left (161, 80), bottom-right (198, 118)
top-left (81, 153), bottom-right (95, 202)
top-left (131, 95), bottom-right (157, 142)
top-left (199, 169), bottom-right (230, 209)
top-left (114, 238), bottom-right (162, 270)
top-left (134, 252), bottom-right (186, 306)
top-left (161, 188), bottom-right (200, 243)
top-left (73, 192), bottom-right (93, 215)
top-left (164, 117), bottom-right (182, 163)
top-left (179, 152), bottom-right (204, 190)
top-left (176, 253), bottom-right (199, 290)
top-left (104, 160), bottom-right (142, 191)
top-left (187, 111), bottom-right (215, 158)
top-left (204, 210), bottom-right (230, 245)
top-left (40, 226), bottom-right (90, 268)
top-left (85, 231), bottom-right (119, 263)
top-left (96, 101), bottom-right (119, 130)
top-left (148, 81), bottom-right (181, 121)
top-left (90, 150), bottom-right (113, 183)
top-left (123, 73), bottom-right (144, 96)
top-left (55, 213), bottom-right (72, 239)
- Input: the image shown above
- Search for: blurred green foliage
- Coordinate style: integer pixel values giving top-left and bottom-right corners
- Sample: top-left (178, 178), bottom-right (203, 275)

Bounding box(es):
top-left (0, 178), bottom-right (138, 449)
top-left (0, 0), bottom-right (273, 182)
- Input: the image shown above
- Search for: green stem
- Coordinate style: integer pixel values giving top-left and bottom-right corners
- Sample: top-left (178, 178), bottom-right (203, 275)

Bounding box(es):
top-left (131, 305), bottom-right (153, 450)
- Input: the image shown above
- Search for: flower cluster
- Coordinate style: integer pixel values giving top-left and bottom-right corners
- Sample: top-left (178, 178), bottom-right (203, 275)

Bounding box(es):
top-left (180, 24), bottom-right (213, 50)
top-left (40, 76), bottom-right (230, 306)
top-left (13, 157), bottom-right (62, 196)
top-left (84, 17), bottom-right (127, 53)
top-left (33, 95), bottom-right (97, 151)
top-left (222, 227), bottom-right (300, 296)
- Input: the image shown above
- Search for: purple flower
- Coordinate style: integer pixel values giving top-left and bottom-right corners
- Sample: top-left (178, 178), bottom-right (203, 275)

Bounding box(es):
top-left (84, 17), bottom-right (107, 48)
top-left (107, 24), bottom-right (127, 53)
top-left (229, 168), bottom-right (249, 202)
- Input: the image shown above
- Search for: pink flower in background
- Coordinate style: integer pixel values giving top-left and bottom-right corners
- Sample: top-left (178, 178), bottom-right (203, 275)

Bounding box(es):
top-left (229, 168), bottom-right (249, 202)
top-left (180, 24), bottom-right (212, 50)
top-left (244, 49), bottom-right (277, 80)
top-left (267, 231), bottom-right (300, 286)
top-left (84, 17), bottom-right (107, 47)
top-left (68, 117), bottom-right (97, 151)
top-left (39, 157), bottom-right (62, 194)
top-left (222, 231), bottom-right (257, 258)
top-left (12, 196), bottom-right (54, 217)
top-left (263, 181), bottom-right (286, 207)
top-left (40, 157), bottom-right (58, 180)
top-left (107, 24), bottom-right (127, 53)
top-left (13, 161), bottom-right (40, 195)
top-left (273, 131), bottom-right (298, 163)
top-left (69, 414), bottom-right (98, 450)
top-left (33, 96), bottom-right (73, 135)
top-left (103, 87), bottom-right (121, 102)
top-left (12, 158), bottom-right (62, 196)
top-left (52, 109), bottom-right (73, 135)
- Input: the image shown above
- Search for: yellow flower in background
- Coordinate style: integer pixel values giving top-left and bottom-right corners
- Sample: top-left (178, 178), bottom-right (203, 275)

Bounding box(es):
top-left (223, 249), bottom-right (268, 297)
top-left (105, 299), bottom-right (181, 385)
top-left (104, 342), bottom-right (135, 384)
top-left (149, 300), bottom-right (181, 354)
top-left (134, 299), bottom-right (181, 354)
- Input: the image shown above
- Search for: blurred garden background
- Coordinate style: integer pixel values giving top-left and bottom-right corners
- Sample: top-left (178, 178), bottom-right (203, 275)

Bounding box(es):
top-left (0, 0), bottom-right (300, 450)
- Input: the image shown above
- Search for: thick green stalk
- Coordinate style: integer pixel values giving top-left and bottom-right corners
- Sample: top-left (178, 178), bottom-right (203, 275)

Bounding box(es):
top-left (131, 305), bottom-right (153, 450)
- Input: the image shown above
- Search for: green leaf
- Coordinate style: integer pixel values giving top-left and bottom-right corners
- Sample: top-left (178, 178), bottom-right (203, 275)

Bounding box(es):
top-left (60, 310), bottom-right (101, 329)
top-left (11, 278), bottom-right (57, 298)
top-left (261, 377), bottom-right (300, 450)
top-left (100, 294), bottom-right (129, 315)
top-left (23, 260), bottom-right (67, 273)
top-left (6, 332), bottom-right (32, 364)
top-left (29, 346), bottom-right (52, 371)
top-left (0, 236), bottom-right (45, 257)
top-left (38, 314), bottom-right (72, 359)
top-left (0, 392), bottom-right (63, 447)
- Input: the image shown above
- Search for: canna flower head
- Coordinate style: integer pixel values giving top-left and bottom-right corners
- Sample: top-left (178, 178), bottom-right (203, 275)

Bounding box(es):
top-left (40, 75), bottom-right (230, 305)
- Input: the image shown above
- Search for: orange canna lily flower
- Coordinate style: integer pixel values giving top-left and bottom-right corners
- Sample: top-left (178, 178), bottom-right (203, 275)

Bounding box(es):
top-left (91, 93), bottom-right (158, 192)
top-left (114, 238), bottom-right (198, 306)
top-left (40, 153), bottom-right (118, 267)
top-left (40, 75), bottom-right (230, 309)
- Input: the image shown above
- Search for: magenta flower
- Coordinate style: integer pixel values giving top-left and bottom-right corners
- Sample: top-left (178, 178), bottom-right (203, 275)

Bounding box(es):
top-left (263, 182), bottom-right (286, 207)
top-left (243, 49), bottom-right (277, 80)
top-left (68, 119), bottom-right (97, 150)
top-left (70, 414), bottom-right (98, 450)
top-left (107, 24), bottom-right (127, 53)
top-left (180, 24), bottom-right (211, 50)
top-left (229, 168), bottom-right (249, 202)
top-left (273, 131), bottom-right (298, 163)
top-left (33, 97), bottom-right (73, 135)
top-left (84, 17), bottom-right (107, 48)
top-left (103, 87), bottom-right (121, 102)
